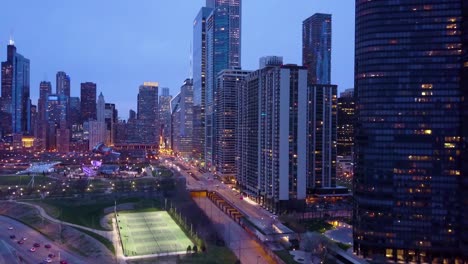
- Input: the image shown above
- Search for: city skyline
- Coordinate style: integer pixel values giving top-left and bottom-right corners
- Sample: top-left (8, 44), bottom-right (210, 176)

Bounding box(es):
top-left (0, 0), bottom-right (354, 119)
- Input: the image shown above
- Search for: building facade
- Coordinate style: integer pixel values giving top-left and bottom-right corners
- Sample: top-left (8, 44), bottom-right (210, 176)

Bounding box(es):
top-left (159, 87), bottom-right (172, 149)
top-left (337, 88), bottom-right (354, 157)
top-left (237, 60), bottom-right (307, 213)
top-left (354, 1), bottom-right (467, 262)
top-left (215, 69), bottom-right (250, 178)
top-left (205, 0), bottom-right (241, 168)
top-left (80, 82), bottom-right (97, 122)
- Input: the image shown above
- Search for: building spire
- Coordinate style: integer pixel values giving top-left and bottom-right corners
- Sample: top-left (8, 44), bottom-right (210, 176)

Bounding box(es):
top-left (189, 41), bottom-right (193, 79)
top-left (8, 33), bottom-right (14, 46)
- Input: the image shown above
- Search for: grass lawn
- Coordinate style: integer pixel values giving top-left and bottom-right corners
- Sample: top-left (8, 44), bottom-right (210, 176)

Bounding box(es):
top-left (0, 175), bottom-right (52, 186)
top-left (37, 197), bottom-right (146, 230)
top-left (178, 244), bottom-right (238, 264)
top-left (303, 219), bottom-right (334, 233)
top-left (117, 211), bottom-right (192, 256)
top-left (72, 226), bottom-right (115, 253)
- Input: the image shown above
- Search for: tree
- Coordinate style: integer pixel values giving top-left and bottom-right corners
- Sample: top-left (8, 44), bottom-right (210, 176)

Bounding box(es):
top-left (186, 245), bottom-right (192, 253)
top-left (192, 245), bottom-right (198, 253)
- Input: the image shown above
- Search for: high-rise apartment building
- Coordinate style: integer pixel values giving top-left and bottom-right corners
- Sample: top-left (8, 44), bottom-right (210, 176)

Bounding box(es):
top-left (337, 88), bottom-right (354, 157)
top-left (237, 59), bottom-right (307, 213)
top-left (171, 79), bottom-right (194, 157)
top-left (159, 87), bottom-right (172, 148)
top-left (80, 82), bottom-right (97, 122)
top-left (306, 84), bottom-right (340, 194)
top-left (1, 40), bottom-right (31, 135)
top-left (37, 81), bottom-right (52, 150)
top-left (137, 82), bottom-right (159, 145)
top-left (205, 0), bottom-right (241, 168)
top-left (303, 13), bottom-right (331, 85)
top-left (354, 1), bottom-right (467, 262)
top-left (193, 7), bottom-right (213, 162)
top-left (104, 103), bottom-right (117, 146)
top-left (215, 69), bottom-right (250, 178)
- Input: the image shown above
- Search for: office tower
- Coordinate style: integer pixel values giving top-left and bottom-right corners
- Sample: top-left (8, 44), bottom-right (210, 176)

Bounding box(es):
top-left (205, 0), bottom-right (241, 168)
top-left (337, 88), bottom-right (354, 157)
top-left (214, 69), bottom-right (250, 179)
top-left (137, 82), bottom-right (159, 145)
top-left (171, 79), bottom-right (194, 157)
top-left (104, 103), bottom-right (117, 145)
top-left (37, 81), bottom-right (52, 150)
top-left (1, 39), bottom-right (31, 135)
top-left (354, 1), bottom-right (467, 262)
top-left (69, 97), bottom-right (81, 126)
top-left (237, 59), bottom-right (307, 213)
top-left (80, 82), bottom-right (97, 122)
top-left (97, 92), bottom-right (105, 122)
top-left (193, 7), bottom-right (213, 162)
top-left (30, 105), bottom-right (37, 137)
top-left (170, 93), bottom-right (181, 153)
top-left (128, 109), bottom-right (136, 122)
top-left (45, 94), bottom-right (67, 150)
top-left (303, 13), bottom-right (331, 85)
top-left (56, 71), bottom-right (70, 97)
top-left (306, 84), bottom-right (339, 194)
top-left (159, 87), bottom-right (172, 148)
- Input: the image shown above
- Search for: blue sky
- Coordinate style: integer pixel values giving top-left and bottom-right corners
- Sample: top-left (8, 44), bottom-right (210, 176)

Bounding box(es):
top-left (0, 0), bottom-right (355, 119)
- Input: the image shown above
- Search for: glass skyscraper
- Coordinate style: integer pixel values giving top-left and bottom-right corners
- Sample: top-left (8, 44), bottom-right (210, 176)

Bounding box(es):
top-left (192, 7), bottom-right (212, 162)
top-left (80, 82), bottom-right (97, 122)
top-left (205, 0), bottom-right (241, 169)
top-left (1, 40), bottom-right (31, 135)
top-left (354, 1), bottom-right (467, 262)
top-left (137, 82), bottom-right (159, 145)
top-left (303, 13), bottom-right (331, 85)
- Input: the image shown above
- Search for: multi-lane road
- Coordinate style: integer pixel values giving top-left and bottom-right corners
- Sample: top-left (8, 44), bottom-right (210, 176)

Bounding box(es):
top-left (0, 215), bottom-right (86, 264)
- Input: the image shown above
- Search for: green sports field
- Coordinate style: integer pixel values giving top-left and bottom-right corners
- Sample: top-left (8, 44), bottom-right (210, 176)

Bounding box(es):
top-left (116, 211), bottom-right (193, 256)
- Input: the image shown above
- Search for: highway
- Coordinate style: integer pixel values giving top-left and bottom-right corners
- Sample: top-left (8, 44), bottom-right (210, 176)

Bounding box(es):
top-left (0, 215), bottom-right (87, 264)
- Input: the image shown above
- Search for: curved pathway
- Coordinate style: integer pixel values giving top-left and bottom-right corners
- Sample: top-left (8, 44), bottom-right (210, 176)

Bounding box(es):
top-left (15, 201), bottom-right (126, 264)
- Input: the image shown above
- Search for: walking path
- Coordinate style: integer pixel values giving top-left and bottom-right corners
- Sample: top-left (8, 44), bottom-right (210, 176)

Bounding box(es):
top-left (15, 201), bottom-right (127, 264)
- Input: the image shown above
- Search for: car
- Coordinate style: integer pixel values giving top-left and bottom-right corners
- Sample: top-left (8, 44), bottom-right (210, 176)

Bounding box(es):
top-left (33, 243), bottom-right (40, 247)
top-left (21, 237), bottom-right (27, 241)
top-left (29, 247), bottom-right (36, 252)
top-left (9, 235), bottom-right (15, 239)
top-left (17, 240), bottom-right (24, 245)
top-left (7, 226), bottom-right (13, 230)
top-left (48, 253), bottom-right (56, 258)
top-left (44, 244), bottom-right (51, 249)
top-left (44, 257), bottom-right (52, 263)
top-left (60, 260), bottom-right (68, 264)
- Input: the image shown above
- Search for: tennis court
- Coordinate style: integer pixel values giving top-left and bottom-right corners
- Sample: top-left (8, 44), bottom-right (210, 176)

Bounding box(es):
top-left (116, 211), bottom-right (193, 256)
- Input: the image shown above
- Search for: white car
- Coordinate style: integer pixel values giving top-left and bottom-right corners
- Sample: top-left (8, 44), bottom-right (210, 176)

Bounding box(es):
top-left (7, 226), bottom-right (13, 230)
top-left (29, 247), bottom-right (36, 252)
top-left (44, 257), bottom-right (52, 263)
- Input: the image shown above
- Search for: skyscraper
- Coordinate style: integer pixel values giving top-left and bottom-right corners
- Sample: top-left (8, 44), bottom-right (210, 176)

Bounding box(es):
top-left (137, 82), bottom-right (159, 145)
top-left (37, 81), bottom-right (52, 150)
top-left (354, 1), bottom-right (467, 262)
top-left (97, 92), bottom-right (105, 122)
top-left (56, 71), bottom-right (70, 97)
top-left (104, 103), bottom-right (117, 146)
top-left (171, 79), bottom-right (194, 157)
top-left (237, 59), bottom-right (307, 213)
top-left (337, 88), bottom-right (354, 157)
top-left (193, 6), bottom-right (213, 162)
top-left (215, 69), bottom-right (250, 179)
top-left (80, 82), bottom-right (97, 122)
top-left (1, 40), bottom-right (31, 135)
top-left (303, 13), bottom-right (331, 85)
top-left (205, 0), bottom-right (241, 168)
top-left (159, 87), bottom-right (172, 148)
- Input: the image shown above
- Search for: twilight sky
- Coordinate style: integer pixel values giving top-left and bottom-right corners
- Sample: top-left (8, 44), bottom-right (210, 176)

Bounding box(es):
top-left (0, 0), bottom-right (355, 119)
